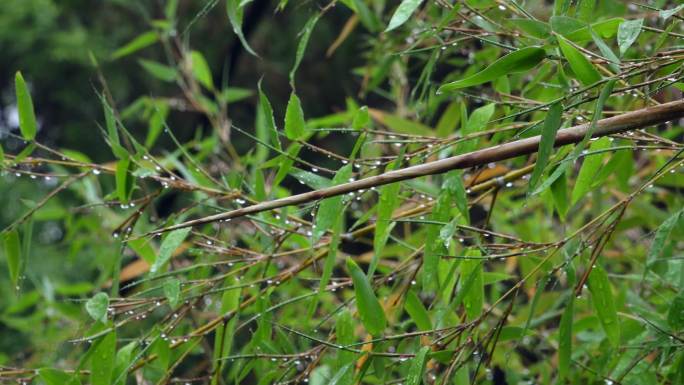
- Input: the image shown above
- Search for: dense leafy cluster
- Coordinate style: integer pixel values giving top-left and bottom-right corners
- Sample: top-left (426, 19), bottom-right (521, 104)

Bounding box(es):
top-left (1, 1), bottom-right (684, 385)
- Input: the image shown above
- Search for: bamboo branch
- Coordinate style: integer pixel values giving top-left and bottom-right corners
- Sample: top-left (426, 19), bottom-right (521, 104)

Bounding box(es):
top-left (151, 100), bottom-right (684, 235)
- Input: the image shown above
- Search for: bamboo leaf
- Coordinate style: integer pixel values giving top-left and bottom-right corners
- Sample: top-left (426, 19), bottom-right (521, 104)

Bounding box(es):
top-left (406, 346), bottom-right (430, 385)
top-left (371, 154), bottom-right (403, 276)
top-left (163, 278), bottom-right (181, 308)
top-left (529, 102), bottom-right (563, 192)
top-left (346, 258), bottom-right (386, 336)
top-left (15, 71), bottom-right (37, 141)
top-left (405, 290), bottom-right (432, 331)
top-left (111, 31), bottom-right (158, 59)
top-left (85, 292), bottom-right (109, 323)
top-left (668, 290), bottom-right (684, 331)
top-left (226, 0), bottom-right (257, 56)
top-left (587, 265), bottom-right (620, 346)
top-left (90, 331), bottom-right (116, 385)
top-left (647, 209), bottom-right (684, 276)
top-left (138, 59), bottom-right (178, 82)
top-left (617, 18), bottom-right (643, 56)
top-left (3, 229), bottom-right (21, 287)
top-left (571, 137), bottom-right (611, 204)
top-left (660, 5), bottom-right (684, 20)
top-left (508, 19), bottom-right (551, 39)
top-left (290, 14), bottom-right (320, 85)
top-left (438, 47), bottom-right (546, 92)
top-left (189, 51), bottom-right (214, 90)
top-left (557, 36), bottom-right (601, 86)
top-left (461, 253), bottom-right (483, 321)
top-left (115, 157), bottom-right (133, 204)
top-left (284, 92), bottom-right (307, 140)
top-left (312, 165), bottom-right (352, 243)
top-left (386, 0), bottom-right (424, 32)
top-left (150, 227), bottom-right (191, 275)
top-left (558, 296), bottom-right (573, 382)
top-left (258, 83), bottom-right (281, 150)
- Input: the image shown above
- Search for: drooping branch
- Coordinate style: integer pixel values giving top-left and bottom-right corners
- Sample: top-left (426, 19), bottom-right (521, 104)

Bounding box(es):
top-left (152, 100), bottom-right (684, 235)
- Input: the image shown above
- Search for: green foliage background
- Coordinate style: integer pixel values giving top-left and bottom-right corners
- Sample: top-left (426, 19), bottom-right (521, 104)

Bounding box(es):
top-left (1, 0), bottom-right (684, 384)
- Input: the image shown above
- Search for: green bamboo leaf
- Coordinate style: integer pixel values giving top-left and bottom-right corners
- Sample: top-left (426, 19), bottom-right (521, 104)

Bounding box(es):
top-left (405, 290), bottom-right (432, 331)
top-left (333, 309), bottom-right (355, 385)
top-left (111, 31), bottom-right (158, 59)
top-left (115, 157), bottom-right (133, 204)
top-left (328, 364), bottom-right (353, 385)
top-left (189, 51), bottom-right (214, 90)
top-left (85, 292), bottom-right (109, 323)
top-left (661, 5), bottom-right (684, 20)
top-left (284, 92), bottom-right (307, 140)
top-left (113, 342), bottom-right (136, 385)
top-left (371, 154), bottom-right (403, 277)
top-left (558, 296), bottom-right (573, 382)
top-left (39, 368), bottom-right (79, 385)
top-left (346, 258), bottom-right (386, 336)
top-left (557, 36), bottom-right (602, 86)
top-left (461, 253), bottom-right (483, 321)
top-left (529, 102), bottom-right (563, 192)
top-left (563, 18), bottom-right (624, 42)
top-left (290, 14), bottom-right (320, 85)
top-left (3, 229), bottom-right (21, 287)
top-left (258, 83), bottom-right (281, 150)
top-left (617, 18), bottom-right (643, 56)
top-left (226, 0), bottom-right (257, 56)
top-left (102, 98), bottom-right (128, 160)
top-left (647, 209), bottom-right (683, 276)
top-left (587, 265), bottom-right (620, 346)
top-left (550, 168), bottom-right (569, 220)
top-left (150, 227), bottom-right (191, 275)
top-left (590, 28), bottom-right (620, 72)
top-left (423, 171), bottom-right (465, 291)
top-left (91, 331), bottom-right (116, 385)
top-left (438, 47), bottom-right (546, 92)
top-left (312, 165), bottom-right (352, 243)
top-left (571, 137), bottom-right (611, 204)
top-left (139, 59), bottom-right (178, 82)
top-left (273, 143), bottom-right (302, 187)
top-left (550, 16), bottom-right (585, 35)
top-left (406, 346), bottom-right (430, 385)
top-left (386, 0), bottom-right (424, 32)
top-left (0, 143), bottom-right (5, 167)
top-left (668, 290), bottom-right (684, 331)
top-left (459, 103), bottom-right (495, 153)
top-left (508, 19), bottom-right (551, 39)
top-left (163, 278), bottom-right (181, 308)
top-left (15, 71), bottom-right (37, 141)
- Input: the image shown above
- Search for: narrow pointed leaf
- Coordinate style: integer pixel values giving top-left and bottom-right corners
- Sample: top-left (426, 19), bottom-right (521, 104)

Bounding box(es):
top-left (617, 18), bottom-right (643, 56)
top-left (312, 165), bottom-right (352, 243)
top-left (111, 31), bottom-right (158, 59)
top-left (226, 0), bottom-right (257, 56)
top-left (557, 36), bottom-right (601, 86)
top-left (190, 51), bottom-right (214, 90)
top-left (346, 258), bottom-right (386, 336)
top-left (163, 278), bottom-right (181, 308)
top-left (587, 266), bottom-right (620, 346)
top-left (91, 331), bottom-right (116, 385)
top-left (647, 209), bottom-right (683, 275)
top-left (529, 102), bottom-right (563, 192)
top-left (406, 346), bottom-right (430, 385)
top-left (438, 47), bottom-right (545, 92)
top-left (461, 253), bottom-right (483, 321)
top-left (571, 136), bottom-right (611, 204)
top-left (290, 14), bottom-right (320, 85)
top-left (139, 59), bottom-right (178, 82)
top-left (258, 83), bottom-right (281, 150)
top-left (85, 292), bottom-right (109, 323)
top-left (284, 92), bottom-right (307, 140)
top-left (405, 290), bottom-right (432, 331)
top-left (15, 71), bottom-right (37, 141)
top-left (386, 0), bottom-right (424, 32)
top-left (150, 227), bottom-right (191, 274)
top-left (3, 229), bottom-right (21, 286)
top-left (558, 296), bottom-right (573, 382)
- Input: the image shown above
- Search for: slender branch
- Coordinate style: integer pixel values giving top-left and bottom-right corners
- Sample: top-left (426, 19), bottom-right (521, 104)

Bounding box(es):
top-left (150, 100), bottom-right (684, 235)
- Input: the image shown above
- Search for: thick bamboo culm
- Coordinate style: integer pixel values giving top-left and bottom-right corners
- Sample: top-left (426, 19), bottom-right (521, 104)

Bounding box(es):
top-left (154, 100), bottom-right (684, 234)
